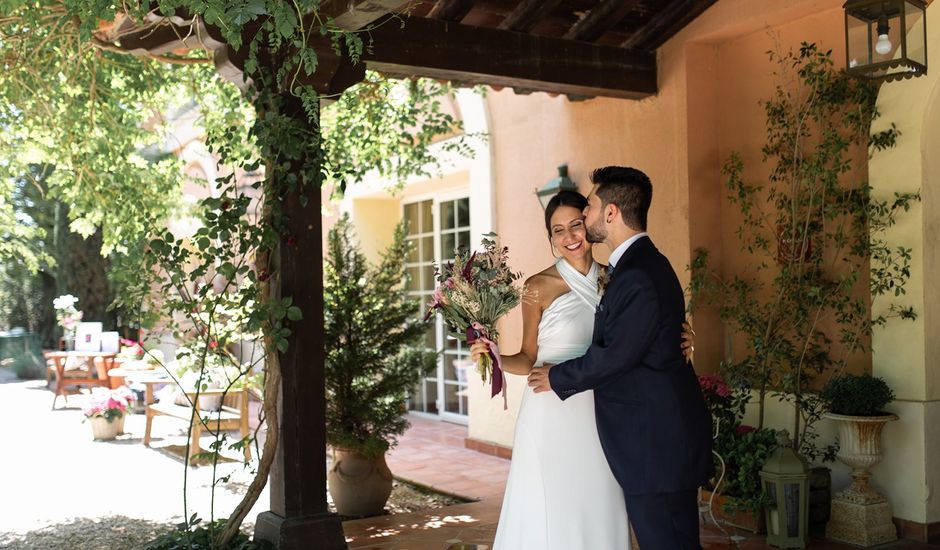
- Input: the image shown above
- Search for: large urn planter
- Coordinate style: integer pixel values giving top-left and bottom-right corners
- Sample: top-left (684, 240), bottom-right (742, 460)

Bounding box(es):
top-left (89, 416), bottom-right (121, 441)
top-left (328, 448), bottom-right (394, 517)
top-left (824, 412), bottom-right (899, 547)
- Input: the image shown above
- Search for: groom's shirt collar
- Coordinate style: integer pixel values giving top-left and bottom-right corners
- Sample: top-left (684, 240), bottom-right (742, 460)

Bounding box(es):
top-left (608, 232), bottom-right (648, 269)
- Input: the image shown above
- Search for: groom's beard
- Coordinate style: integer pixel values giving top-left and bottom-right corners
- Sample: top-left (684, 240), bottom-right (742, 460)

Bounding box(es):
top-left (586, 220), bottom-right (607, 243)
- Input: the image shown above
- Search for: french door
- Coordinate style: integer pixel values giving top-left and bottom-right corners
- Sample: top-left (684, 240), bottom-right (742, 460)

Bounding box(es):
top-left (403, 194), bottom-right (472, 423)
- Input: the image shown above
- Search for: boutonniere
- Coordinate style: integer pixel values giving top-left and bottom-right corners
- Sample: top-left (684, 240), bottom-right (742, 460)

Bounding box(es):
top-left (597, 265), bottom-right (610, 296)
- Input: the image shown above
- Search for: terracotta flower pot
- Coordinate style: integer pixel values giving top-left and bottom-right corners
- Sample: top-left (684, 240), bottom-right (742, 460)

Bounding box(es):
top-left (824, 412), bottom-right (897, 504)
top-left (90, 415), bottom-right (120, 441)
top-left (328, 448), bottom-right (394, 517)
top-left (700, 488), bottom-right (766, 533)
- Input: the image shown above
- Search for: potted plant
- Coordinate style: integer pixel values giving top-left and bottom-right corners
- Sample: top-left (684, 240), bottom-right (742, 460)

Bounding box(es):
top-left (324, 215), bottom-right (437, 517)
top-left (821, 374), bottom-right (896, 503)
top-left (83, 386), bottom-right (135, 440)
top-left (699, 374), bottom-right (777, 532)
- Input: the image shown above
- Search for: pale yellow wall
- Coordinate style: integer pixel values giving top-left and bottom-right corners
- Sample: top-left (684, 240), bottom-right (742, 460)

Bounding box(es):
top-left (349, 199), bottom-right (400, 263)
top-left (867, 0), bottom-right (940, 524)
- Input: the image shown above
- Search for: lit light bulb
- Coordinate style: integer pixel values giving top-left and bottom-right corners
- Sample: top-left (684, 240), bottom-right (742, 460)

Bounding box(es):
top-left (875, 33), bottom-right (893, 55)
top-left (875, 16), bottom-right (892, 55)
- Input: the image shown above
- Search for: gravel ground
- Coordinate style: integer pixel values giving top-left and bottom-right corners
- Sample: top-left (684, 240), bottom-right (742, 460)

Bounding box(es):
top-left (0, 480), bottom-right (465, 549)
top-left (0, 375), bottom-right (465, 550)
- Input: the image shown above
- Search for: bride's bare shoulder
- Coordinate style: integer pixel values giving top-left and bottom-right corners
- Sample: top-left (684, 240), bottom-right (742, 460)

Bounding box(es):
top-left (524, 265), bottom-right (566, 307)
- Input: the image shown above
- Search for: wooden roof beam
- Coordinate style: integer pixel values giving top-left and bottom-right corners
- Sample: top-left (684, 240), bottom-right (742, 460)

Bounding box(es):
top-left (319, 0), bottom-right (417, 30)
top-left (363, 15), bottom-right (657, 99)
top-left (621, 0), bottom-right (718, 50)
top-left (428, 0), bottom-right (475, 22)
top-left (564, 0), bottom-right (642, 42)
top-left (497, 0), bottom-right (565, 32)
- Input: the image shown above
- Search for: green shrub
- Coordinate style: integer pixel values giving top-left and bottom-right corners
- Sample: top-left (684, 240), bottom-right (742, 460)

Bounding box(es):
top-left (821, 374), bottom-right (895, 416)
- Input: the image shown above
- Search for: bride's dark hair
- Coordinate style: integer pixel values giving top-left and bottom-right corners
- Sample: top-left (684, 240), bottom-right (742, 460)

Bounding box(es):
top-left (544, 190), bottom-right (588, 239)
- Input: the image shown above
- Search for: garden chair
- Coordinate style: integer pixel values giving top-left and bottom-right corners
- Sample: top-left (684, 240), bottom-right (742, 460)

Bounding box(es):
top-left (45, 351), bottom-right (114, 409)
top-left (143, 386), bottom-right (251, 465)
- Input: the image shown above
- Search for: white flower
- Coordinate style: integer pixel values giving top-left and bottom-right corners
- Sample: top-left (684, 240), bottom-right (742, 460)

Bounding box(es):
top-left (53, 294), bottom-right (79, 310)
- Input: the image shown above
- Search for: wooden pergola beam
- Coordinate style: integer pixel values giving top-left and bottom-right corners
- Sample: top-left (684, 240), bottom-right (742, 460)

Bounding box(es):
top-left (621, 0), bottom-right (718, 50)
top-left (563, 0), bottom-right (642, 42)
top-left (320, 0), bottom-right (417, 30)
top-left (363, 15), bottom-right (657, 99)
top-left (427, 0), bottom-right (475, 22)
top-left (497, 0), bottom-right (565, 32)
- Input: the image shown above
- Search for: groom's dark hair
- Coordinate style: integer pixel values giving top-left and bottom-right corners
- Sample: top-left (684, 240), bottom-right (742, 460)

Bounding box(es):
top-left (591, 166), bottom-right (652, 231)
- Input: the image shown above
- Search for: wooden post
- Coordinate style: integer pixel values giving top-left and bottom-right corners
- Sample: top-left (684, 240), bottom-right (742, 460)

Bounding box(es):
top-left (255, 94), bottom-right (346, 550)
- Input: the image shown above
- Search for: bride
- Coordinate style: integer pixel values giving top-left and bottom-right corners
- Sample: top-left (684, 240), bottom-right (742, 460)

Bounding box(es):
top-left (471, 190), bottom-right (693, 549)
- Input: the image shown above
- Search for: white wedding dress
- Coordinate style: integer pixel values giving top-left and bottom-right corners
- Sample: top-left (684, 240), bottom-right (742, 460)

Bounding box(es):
top-left (493, 259), bottom-right (631, 550)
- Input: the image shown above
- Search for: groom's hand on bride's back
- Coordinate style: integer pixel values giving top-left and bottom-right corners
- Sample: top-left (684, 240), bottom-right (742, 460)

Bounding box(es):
top-left (528, 363), bottom-right (554, 393)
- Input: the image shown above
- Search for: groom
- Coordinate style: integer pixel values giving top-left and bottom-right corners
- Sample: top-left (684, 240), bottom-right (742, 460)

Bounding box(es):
top-left (528, 166), bottom-right (713, 549)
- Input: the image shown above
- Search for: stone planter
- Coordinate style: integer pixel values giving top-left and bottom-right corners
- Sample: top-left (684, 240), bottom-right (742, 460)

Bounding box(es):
top-left (701, 488), bottom-right (766, 533)
top-left (824, 412), bottom-right (899, 546)
top-left (89, 416), bottom-right (120, 441)
top-left (115, 413), bottom-right (126, 435)
top-left (328, 448), bottom-right (394, 517)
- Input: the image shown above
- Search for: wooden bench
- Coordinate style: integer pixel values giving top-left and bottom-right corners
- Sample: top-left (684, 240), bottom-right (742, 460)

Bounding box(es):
top-left (143, 387), bottom-right (251, 465)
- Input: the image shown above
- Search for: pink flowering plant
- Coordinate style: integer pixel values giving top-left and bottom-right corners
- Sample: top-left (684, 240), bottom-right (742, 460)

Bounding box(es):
top-left (699, 372), bottom-right (778, 513)
top-left (425, 233), bottom-right (524, 405)
top-left (83, 386), bottom-right (135, 423)
top-left (119, 338), bottom-right (145, 359)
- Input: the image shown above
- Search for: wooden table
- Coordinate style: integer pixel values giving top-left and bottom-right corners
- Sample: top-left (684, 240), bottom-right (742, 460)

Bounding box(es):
top-left (44, 351), bottom-right (117, 409)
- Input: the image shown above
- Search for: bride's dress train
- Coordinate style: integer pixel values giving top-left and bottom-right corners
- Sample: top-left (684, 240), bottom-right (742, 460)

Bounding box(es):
top-left (493, 259), bottom-right (630, 550)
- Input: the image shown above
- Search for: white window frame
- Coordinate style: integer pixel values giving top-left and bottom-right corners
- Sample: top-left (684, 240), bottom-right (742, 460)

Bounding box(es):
top-left (403, 189), bottom-right (472, 424)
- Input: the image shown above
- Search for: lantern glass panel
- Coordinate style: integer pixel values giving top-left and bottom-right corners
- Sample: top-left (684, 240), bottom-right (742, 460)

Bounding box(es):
top-left (845, 13), bottom-right (874, 69)
top-left (784, 482), bottom-right (802, 537)
top-left (904, 1), bottom-right (927, 67)
top-left (846, 11), bottom-right (872, 68)
top-left (765, 481), bottom-right (780, 535)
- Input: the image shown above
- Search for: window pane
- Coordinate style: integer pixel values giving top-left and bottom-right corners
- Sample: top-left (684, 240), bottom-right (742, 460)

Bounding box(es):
top-left (457, 198), bottom-right (470, 228)
top-left (420, 200), bottom-right (433, 233)
top-left (425, 326), bottom-right (436, 349)
top-left (441, 200), bottom-right (455, 230)
top-left (457, 230), bottom-right (470, 254)
top-left (408, 382), bottom-right (426, 412)
top-left (441, 233), bottom-right (456, 257)
top-left (421, 265), bottom-right (436, 291)
top-left (404, 203), bottom-right (419, 235)
top-left (424, 380), bottom-right (439, 414)
top-left (420, 236), bottom-right (434, 262)
top-left (444, 383), bottom-right (467, 415)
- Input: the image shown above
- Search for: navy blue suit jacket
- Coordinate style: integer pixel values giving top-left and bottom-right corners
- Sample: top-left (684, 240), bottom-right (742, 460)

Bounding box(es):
top-left (549, 236), bottom-right (713, 495)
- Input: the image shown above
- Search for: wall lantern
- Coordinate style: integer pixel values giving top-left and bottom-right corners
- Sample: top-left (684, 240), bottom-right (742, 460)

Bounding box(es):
top-left (760, 430), bottom-right (810, 549)
top-left (844, 0), bottom-right (928, 82)
top-left (535, 164), bottom-right (578, 210)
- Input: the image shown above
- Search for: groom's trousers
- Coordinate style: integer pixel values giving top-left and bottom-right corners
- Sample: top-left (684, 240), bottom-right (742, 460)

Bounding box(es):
top-left (624, 489), bottom-right (701, 550)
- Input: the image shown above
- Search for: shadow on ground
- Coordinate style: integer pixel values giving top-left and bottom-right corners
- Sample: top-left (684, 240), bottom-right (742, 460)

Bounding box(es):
top-left (0, 515), bottom-right (170, 550)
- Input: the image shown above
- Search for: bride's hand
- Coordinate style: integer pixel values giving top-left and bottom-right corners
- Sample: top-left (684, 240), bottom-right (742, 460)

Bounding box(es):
top-left (470, 341), bottom-right (491, 362)
top-left (681, 321), bottom-right (695, 363)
